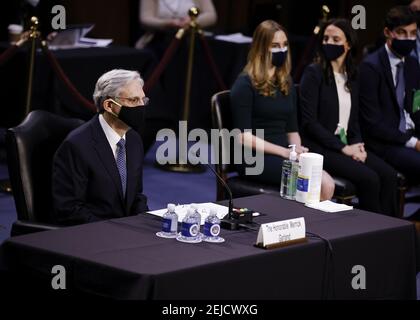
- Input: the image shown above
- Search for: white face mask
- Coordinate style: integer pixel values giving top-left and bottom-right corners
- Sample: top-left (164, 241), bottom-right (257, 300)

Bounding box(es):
top-left (26, 0), bottom-right (40, 7)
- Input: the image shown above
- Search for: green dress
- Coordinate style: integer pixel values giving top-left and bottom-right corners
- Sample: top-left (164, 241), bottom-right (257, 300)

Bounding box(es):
top-left (230, 73), bottom-right (299, 184)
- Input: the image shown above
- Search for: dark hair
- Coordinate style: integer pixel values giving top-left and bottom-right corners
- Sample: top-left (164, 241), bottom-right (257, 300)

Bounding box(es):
top-left (316, 18), bottom-right (358, 92)
top-left (385, 6), bottom-right (417, 31)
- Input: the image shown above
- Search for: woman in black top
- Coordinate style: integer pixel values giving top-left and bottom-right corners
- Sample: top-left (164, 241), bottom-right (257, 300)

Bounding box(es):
top-left (231, 20), bottom-right (335, 201)
top-left (300, 19), bottom-right (398, 216)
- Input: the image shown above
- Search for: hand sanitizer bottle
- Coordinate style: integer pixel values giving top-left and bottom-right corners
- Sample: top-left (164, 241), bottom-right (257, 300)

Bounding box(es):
top-left (280, 145), bottom-right (299, 200)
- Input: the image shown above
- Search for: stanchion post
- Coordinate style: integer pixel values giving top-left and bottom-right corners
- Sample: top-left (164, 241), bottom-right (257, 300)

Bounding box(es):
top-left (154, 7), bottom-right (225, 173)
top-left (181, 7), bottom-right (200, 123)
top-left (1, 16), bottom-right (40, 194)
top-left (313, 5), bottom-right (330, 35)
top-left (24, 16), bottom-right (40, 116)
top-left (177, 7), bottom-right (199, 166)
top-left (158, 7), bottom-right (206, 173)
top-left (294, 5), bottom-right (330, 82)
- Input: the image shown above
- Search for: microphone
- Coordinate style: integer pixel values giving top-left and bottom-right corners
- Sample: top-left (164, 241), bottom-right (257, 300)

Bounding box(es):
top-left (189, 149), bottom-right (254, 230)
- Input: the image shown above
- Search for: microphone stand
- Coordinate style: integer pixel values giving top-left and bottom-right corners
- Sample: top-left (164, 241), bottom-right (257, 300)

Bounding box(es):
top-left (203, 159), bottom-right (254, 231)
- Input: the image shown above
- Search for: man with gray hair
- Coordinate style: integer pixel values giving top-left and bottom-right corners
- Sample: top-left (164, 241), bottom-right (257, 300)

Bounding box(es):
top-left (52, 69), bottom-right (149, 225)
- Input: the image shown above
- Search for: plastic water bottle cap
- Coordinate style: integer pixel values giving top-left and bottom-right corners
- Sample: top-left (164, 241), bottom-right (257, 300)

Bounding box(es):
top-left (167, 203), bottom-right (176, 212)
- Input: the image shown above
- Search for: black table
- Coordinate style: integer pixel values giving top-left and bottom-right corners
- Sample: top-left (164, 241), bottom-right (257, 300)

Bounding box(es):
top-left (1, 194), bottom-right (418, 300)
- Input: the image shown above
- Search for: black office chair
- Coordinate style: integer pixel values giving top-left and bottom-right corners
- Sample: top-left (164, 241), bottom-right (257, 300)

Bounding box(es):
top-left (397, 173), bottom-right (420, 227)
top-left (211, 90), bottom-right (357, 203)
top-left (6, 110), bottom-right (84, 236)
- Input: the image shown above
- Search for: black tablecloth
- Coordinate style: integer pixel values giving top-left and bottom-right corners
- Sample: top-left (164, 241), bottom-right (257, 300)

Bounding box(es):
top-left (1, 194), bottom-right (418, 300)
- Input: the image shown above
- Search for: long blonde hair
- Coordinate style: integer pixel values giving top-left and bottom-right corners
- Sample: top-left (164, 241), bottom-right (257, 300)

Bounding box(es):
top-left (244, 20), bottom-right (292, 97)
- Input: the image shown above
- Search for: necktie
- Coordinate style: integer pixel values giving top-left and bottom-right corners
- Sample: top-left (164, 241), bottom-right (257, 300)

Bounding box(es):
top-left (116, 138), bottom-right (127, 198)
top-left (395, 62), bottom-right (406, 133)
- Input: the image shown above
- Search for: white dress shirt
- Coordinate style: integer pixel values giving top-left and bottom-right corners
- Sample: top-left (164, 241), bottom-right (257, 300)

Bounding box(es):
top-left (99, 114), bottom-right (126, 161)
top-left (333, 72), bottom-right (352, 135)
top-left (385, 44), bottom-right (417, 148)
top-left (158, 0), bottom-right (196, 19)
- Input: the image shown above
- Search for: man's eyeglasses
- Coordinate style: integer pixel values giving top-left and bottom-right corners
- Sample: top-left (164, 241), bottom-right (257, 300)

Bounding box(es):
top-left (113, 96), bottom-right (150, 106)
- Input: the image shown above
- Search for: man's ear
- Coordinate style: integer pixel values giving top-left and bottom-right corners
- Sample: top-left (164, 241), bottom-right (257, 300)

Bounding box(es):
top-left (384, 27), bottom-right (392, 39)
top-left (102, 99), bottom-right (112, 112)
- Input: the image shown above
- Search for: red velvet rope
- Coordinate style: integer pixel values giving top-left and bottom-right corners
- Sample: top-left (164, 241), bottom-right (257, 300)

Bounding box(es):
top-left (0, 44), bottom-right (20, 66)
top-left (3, 32), bottom-right (225, 112)
top-left (143, 36), bottom-right (182, 94)
top-left (198, 33), bottom-right (227, 91)
top-left (144, 32), bottom-right (227, 94)
top-left (41, 42), bottom-right (96, 112)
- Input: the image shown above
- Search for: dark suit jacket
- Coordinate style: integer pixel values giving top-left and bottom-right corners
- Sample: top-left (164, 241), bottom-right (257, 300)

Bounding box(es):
top-left (359, 46), bottom-right (420, 156)
top-left (299, 63), bottom-right (363, 153)
top-left (52, 115), bottom-right (148, 225)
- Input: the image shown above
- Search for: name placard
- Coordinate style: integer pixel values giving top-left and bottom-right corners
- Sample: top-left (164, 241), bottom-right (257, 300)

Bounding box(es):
top-left (256, 218), bottom-right (306, 249)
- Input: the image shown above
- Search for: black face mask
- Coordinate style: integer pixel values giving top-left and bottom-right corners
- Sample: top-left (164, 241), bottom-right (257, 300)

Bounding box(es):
top-left (271, 49), bottom-right (288, 68)
top-left (322, 44), bottom-right (345, 61)
top-left (117, 105), bottom-right (145, 131)
top-left (391, 38), bottom-right (417, 57)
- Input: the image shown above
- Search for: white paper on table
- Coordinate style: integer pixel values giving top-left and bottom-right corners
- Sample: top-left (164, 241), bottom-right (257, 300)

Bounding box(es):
top-left (48, 24), bottom-right (113, 49)
top-left (80, 25), bottom-right (94, 38)
top-left (49, 38), bottom-right (113, 50)
top-left (214, 33), bottom-right (252, 44)
top-left (148, 203), bottom-right (229, 225)
top-left (305, 201), bottom-right (353, 213)
top-left (78, 37), bottom-right (113, 47)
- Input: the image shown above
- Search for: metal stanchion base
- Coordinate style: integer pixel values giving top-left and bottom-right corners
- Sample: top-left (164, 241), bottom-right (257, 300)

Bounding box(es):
top-left (155, 161), bottom-right (206, 174)
top-left (0, 179), bottom-right (12, 193)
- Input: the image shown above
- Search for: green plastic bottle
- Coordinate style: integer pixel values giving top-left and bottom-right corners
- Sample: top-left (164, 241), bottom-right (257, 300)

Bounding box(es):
top-left (280, 145), bottom-right (299, 200)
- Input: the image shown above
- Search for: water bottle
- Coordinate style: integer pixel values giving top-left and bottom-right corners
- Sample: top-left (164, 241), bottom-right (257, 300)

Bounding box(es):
top-left (156, 204), bottom-right (178, 239)
top-left (176, 208), bottom-right (202, 243)
top-left (203, 208), bottom-right (225, 243)
top-left (190, 203), bottom-right (202, 238)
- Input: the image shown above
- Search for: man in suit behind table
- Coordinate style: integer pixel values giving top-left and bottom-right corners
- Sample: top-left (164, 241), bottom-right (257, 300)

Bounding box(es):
top-left (52, 69), bottom-right (149, 225)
